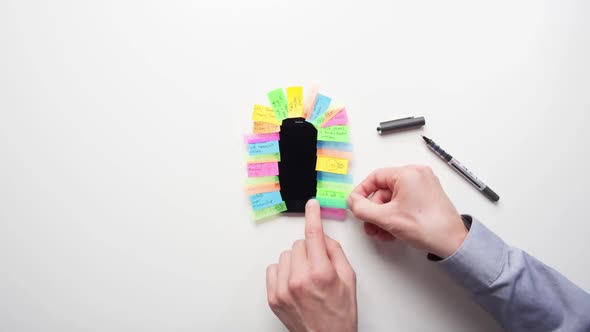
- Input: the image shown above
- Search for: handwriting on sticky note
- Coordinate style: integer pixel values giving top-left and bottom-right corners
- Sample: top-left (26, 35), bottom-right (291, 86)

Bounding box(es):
top-left (316, 188), bottom-right (348, 200)
top-left (248, 162), bottom-right (279, 177)
top-left (248, 141), bottom-right (280, 156)
top-left (316, 156), bottom-right (349, 175)
top-left (250, 190), bottom-right (283, 211)
top-left (245, 182), bottom-right (281, 195)
top-left (287, 86), bottom-right (304, 118)
top-left (320, 104), bottom-right (344, 125)
top-left (247, 153), bottom-right (280, 163)
top-left (253, 121), bottom-right (280, 134)
top-left (317, 181), bottom-right (353, 193)
top-left (322, 109), bottom-right (348, 127)
top-left (317, 126), bottom-right (349, 142)
top-left (309, 94), bottom-right (332, 122)
top-left (244, 133), bottom-right (280, 144)
top-left (267, 88), bottom-right (289, 121)
top-left (320, 207), bottom-right (347, 220)
top-left (253, 201), bottom-right (287, 221)
top-left (252, 104), bottom-right (280, 125)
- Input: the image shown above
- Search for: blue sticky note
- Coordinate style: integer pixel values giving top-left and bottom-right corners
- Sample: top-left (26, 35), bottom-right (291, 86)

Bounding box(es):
top-left (317, 171), bottom-right (354, 183)
top-left (250, 191), bottom-right (283, 211)
top-left (317, 141), bottom-right (353, 151)
top-left (308, 94), bottom-right (332, 122)
top-left (248, 141), bottom-right (280, 156)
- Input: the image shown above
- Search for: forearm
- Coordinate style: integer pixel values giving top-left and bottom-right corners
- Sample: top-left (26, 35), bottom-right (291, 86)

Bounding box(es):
top-left (432, 216), bottom-right (590, 331)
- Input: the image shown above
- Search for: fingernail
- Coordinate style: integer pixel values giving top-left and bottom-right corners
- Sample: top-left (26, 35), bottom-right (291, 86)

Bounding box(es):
top-left (346, 193), bottom-right (357, 207)
top-left (306, 199), bottom-right (318, 208)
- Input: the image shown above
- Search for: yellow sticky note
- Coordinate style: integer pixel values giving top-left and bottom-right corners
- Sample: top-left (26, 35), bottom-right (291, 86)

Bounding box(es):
top-left (287, 86), bottom-right (304, 118)
top-left (253, 121), bottom-right (280, 134)
top-left (316, 156), bottom-right (349, 175)
top-left (252, 104), bottom-right (280, 125)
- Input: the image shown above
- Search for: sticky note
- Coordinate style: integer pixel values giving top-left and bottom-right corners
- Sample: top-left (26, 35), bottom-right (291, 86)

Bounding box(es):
top-left (309, 94), bottom-right (332, 122)
top-left (267, 88), bottom-right (289, 121)
top-left (287, 86), bottom-right (304, 118)
top-left (316, 197), bottom-right (347, 209)
top-left (252, 104), bottom-right (280, 125)
top-left (316, 188), bottom-right (348, 201)
top-left (245, 175), bottom-right (279, 186)
top-left (248, 162), bottom-right (279, 177)
top-left (303, 85), bottom-right (319, 119)
top-left (320, 104), bottom-right (344, 126)
top-left (322, 109), bottom-right (348, 127)
top-left (317, 148), bottom-right (353, 160)
top-left (253, 201), bottom-right (287, 221)
top-left (317, 171), bottom-right (354, 183)
top-left (317, 141), bottom-right (353, 151)
top-left (253, 122), bottom-right (280, 134)
top-left (244, 133), bottom-right (280, 144)
top-left (316, 156), bottom-right (349, 175)
top-left (247, 153), bottom-right (280, 163)
top-left (248, 141), bottom-right (280, 156)
top-left (320, 207), bottom-right (347, 221)
top-left (245, 182), bottom-right (281, 195)
top-left (317, 126), bottom-right (349, 142)
top-left (317, 181), bottom-right (353, 193)
top-left (250, 191), bottom-right (283, 211)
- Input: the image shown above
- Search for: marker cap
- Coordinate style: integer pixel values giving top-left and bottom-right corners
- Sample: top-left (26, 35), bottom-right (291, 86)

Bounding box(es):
top-left (377, 116), bottom-right (426, 135)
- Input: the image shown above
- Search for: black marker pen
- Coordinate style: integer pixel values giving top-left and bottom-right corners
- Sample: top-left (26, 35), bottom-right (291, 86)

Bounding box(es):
top-left (422, 136), bottom-right (499, 202)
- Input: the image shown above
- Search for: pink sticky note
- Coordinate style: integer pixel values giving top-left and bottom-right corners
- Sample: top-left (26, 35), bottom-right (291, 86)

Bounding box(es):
top-left (320, 207), bottom-right (347, 220)
top-left (248, 162), bottom-right (279, 177)
top-left (244, 133), bottom-right (280, 144)
top-left (322, 109), bottom-right (348, 127)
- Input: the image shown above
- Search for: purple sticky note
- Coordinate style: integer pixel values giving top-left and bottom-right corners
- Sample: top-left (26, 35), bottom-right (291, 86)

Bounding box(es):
top-left (244, 133), bottom-right (280, 144)
top-left (320, 207), bottom-right (347, 220)
top-left (248, 162), bottom-right (279, 177)
top-left (322, 109), bottom-right (348, 127)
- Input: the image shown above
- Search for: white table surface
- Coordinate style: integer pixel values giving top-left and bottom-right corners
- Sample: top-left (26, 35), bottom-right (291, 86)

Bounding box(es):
top-left (2, 0), bottom-right (589, 331)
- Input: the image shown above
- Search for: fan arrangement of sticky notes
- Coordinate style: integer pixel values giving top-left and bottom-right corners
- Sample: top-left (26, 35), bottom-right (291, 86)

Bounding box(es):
top-left (245, 86), bottom-right (353, 222)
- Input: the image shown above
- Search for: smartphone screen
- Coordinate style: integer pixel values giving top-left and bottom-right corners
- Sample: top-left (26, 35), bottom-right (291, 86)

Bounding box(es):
top-left (278, 118), bottom-right (318, 212)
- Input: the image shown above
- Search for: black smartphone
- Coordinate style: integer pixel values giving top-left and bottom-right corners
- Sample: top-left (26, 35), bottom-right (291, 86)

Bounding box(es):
top-left (278, 118), bottom-right (318, 212)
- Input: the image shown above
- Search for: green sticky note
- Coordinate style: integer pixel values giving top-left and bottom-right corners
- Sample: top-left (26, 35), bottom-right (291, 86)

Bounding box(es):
top-left (245, 176), bottom-right (279, 186)
top-left (267, 88), bottom-right (289, 121)
top-left (316, 197), bottom-right (347, 209)
top-left (253, 201), bottom-right (287, 221)
top-left (317, 181), bottom-right (353, 193)
top-left (317, 126), bottom-right (349, 142)
top-left (247, 153), bottom-right (281, 162)
top-left (316, 188), bottom-right (348, 201)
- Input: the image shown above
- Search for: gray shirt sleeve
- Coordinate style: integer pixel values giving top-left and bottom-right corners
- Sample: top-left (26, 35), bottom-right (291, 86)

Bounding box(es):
top-left (431, 215), bottom-right (590, 331)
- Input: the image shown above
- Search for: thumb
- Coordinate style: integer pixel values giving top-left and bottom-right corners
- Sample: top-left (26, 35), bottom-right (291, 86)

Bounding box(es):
top-left (347, 192), bottom-right (390, 228)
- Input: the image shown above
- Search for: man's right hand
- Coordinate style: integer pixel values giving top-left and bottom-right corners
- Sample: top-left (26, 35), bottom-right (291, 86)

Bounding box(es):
top-left (347, 165), bottom-right (468, 258)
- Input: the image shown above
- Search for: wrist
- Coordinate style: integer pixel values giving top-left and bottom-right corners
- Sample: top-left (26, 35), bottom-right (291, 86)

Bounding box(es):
top-left (438, 214), bottom-right (468, 258)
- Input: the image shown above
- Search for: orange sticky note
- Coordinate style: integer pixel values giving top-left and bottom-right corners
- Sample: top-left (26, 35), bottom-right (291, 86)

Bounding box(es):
top-left (321, 104), bottom-right (345, 126)
top-left (316, 156), bottom-right (349, 175)
top-left (303, 85), bottom-right (319, 119)
top-left (245, 182), bottom-right (281, 195)
top-left (317, 149), bottom-right (353, 160)
top-left (253, 121), bottom-right (280, 134)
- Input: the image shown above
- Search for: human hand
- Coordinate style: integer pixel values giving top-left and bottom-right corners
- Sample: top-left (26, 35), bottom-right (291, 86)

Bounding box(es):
top-left (346, 166), bottom-right (467, 258)
top-left (266, 199), bottom-right (357, 332)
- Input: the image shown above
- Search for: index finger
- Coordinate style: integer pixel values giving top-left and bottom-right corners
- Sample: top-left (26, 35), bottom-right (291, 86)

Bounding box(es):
top-left (351, 167), bottom-right (401, 198)
top-left (304, 199), bottom-right (330, 266)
